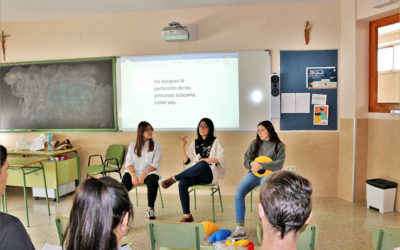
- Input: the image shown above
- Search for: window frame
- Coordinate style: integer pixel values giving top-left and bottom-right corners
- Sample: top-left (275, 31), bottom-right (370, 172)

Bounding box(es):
top-left (369, 13), bottom-right (400, 113)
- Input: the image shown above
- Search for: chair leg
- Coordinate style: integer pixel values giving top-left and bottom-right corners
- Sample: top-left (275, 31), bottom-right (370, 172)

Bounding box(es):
top-left (250, 189), bottom-right (253, 212)
top-left (194, 189), bottom-right (197, 210)
top-left (118, 169), bottom-right (122, 180)
top-left (217, 186), bottom-right (223, 212)
top-left (135, 186), bottom-right (139, 207)
top-left (158, 186), bottom-right (164, 208)
top-left (211, 189), bottom-right (215, 222)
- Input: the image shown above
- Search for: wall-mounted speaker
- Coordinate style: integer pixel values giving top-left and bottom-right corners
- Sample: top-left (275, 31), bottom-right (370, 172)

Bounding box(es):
top-left (271, 73), bottom-right (280, 118)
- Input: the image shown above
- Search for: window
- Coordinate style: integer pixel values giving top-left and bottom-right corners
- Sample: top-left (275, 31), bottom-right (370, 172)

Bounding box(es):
top-left (369, 14), bottom-right (400, 112)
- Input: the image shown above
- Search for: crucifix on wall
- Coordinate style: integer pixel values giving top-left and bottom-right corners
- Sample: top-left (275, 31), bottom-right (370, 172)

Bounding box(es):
top-left (0, 31), bottom-right (10, 61)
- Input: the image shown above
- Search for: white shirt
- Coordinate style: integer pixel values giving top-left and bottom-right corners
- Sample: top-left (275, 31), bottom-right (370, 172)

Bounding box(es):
top-left (186, 138), bottom-right (226, 185)
top-left (124, 140), bottom-right (161, 178)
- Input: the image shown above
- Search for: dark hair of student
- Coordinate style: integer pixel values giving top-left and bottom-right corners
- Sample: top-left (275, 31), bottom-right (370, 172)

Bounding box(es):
top-left (259, 171), bottom-right (312, 239)
top-left (250, 120), bottom-right (283, 160)
top-left (196, 118), bottom-right (216, 146)
top-left (63, 176), bottom-right (133, 250)
top-left (0, 145), bottom-right (7, 169)
top-left (134, 121), bottom-right (154, 157)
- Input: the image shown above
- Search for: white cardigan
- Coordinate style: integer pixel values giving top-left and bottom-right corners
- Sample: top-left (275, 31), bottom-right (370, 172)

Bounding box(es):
top-left (186, 138), bottom-right (226, 185)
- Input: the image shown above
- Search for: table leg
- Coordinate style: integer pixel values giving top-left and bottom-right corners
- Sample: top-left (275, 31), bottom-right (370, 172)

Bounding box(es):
top-left (51, 156), bottom-right (60, 203)
top-left (75, 151), bottom-right (81, 184)
top-left (4, 190), bottom-right (6, 212)
top-left (21, 168), bottom-right (29, 227)
top-left (40, 163), bottom-right (50, 215)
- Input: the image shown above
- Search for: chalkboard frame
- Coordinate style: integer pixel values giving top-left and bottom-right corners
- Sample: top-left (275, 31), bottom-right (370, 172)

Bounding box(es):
top-left (0, 57), bottom-right (117, 132)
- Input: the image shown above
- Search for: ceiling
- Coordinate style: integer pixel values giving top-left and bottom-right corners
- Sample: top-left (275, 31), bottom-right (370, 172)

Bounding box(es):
top-left (0, 0), bottom-right (337, 23)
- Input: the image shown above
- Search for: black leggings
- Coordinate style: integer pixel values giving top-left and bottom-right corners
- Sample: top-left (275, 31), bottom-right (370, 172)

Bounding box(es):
top-left (121, 173), bottom-right (159, 208)
top-left (175, 161), bottom-right (213, 214)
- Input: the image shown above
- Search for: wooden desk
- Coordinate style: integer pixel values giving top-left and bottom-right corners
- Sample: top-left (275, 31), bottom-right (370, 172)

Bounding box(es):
top-left (8, 147), bottom-right (81, 202)
top-left (7, 157), bottom-right (51, 227)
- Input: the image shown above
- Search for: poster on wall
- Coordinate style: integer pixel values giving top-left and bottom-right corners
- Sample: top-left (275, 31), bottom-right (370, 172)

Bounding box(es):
top-left (313, 105), bottom-right (329, 125)
top-left (306, 67), bottom-right (337, 89)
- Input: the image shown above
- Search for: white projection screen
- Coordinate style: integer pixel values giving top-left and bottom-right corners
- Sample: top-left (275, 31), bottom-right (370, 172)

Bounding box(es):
top-left (117, 50), bottom-right (271, 131)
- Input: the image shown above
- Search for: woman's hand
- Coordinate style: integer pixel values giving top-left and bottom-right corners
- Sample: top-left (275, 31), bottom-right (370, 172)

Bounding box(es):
top-left (138, 172), bottom-right (146, 185)
top-left (178, 136), bottom-right (187, 148)
top-left (130, 173), bottom-right (139, 186)
top-left (250, 161), bottom-right (263, 174)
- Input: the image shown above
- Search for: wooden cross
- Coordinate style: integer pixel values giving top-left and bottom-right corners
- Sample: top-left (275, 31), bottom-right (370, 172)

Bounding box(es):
top-left (1, 31), bottom-right (10, 61)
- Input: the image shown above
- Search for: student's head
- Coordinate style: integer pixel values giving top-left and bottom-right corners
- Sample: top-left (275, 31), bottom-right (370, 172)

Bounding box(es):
top-left (196, 118), bottom-right (215, 143)
top-left (135, 121), bottom-right (154, 157)
top-left (137, 121), bottom-right (154, 141)
top-left (251, 120), bottom-right (283, 160)
top-left (257, 120), bottom-right (280, 143)
top-left (0, 145), bottom-right (8, 196)
top-left (259, 171), bottom-right (312, 240)
top-left (63, 176), bottom-right (133, 250)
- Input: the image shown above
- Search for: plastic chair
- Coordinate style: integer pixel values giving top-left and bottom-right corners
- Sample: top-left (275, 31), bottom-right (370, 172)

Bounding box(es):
top-left (372, 228), bottom-right (400, 250)
top-left (55, 216), bottom-right (69, 245)
top-left (148, 221), bottom-right (213, 250)
top-left (133, 183), bottom-right (164, 208)
top-left (85, 145), bottom-right (125, 179)
top-left (189, 185), bottom-right (223, 222)
top-left (257, 224), bottom-right (319, 250)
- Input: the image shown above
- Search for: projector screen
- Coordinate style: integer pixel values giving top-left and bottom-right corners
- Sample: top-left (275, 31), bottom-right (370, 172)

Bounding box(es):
top-left (118, 50), bottom-right (271, 131)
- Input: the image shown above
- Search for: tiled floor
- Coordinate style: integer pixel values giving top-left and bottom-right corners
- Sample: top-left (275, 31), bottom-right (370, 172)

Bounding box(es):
top-left (2, 186), bottom-right (400, 249)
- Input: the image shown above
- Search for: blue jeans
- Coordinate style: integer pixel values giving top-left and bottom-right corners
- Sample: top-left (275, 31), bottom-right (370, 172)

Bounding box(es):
top-left (235, 172), bottom-right (268, 223)
top-left (175, 161), bottom-right (213, 214)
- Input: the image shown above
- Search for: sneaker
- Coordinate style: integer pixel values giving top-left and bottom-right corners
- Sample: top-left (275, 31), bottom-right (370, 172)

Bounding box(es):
top-left (147, 208), bottom-right (156, 220)
top-left (229, 225), bottom-right (247, 240)
top-left (180, 214), bottom-right (194, 223)
top-left (161, 177), bottom-right (176, 189)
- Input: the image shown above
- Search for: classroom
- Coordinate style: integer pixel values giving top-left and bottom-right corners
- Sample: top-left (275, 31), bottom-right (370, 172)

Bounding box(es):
top-left (0, 0), bottom-right (399, 249)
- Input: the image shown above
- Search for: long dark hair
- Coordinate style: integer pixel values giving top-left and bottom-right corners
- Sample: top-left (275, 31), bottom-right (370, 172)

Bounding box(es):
top-left (0, 145), bottom-right (7, 169)
top-left (250, 120), bottom-right (283, 160)
top-left (63, 177), bottom-right (133, 250)
top-left (134, 121), bottom-right (154, 157)
top-left (196, 118), bottom-right (216, 146)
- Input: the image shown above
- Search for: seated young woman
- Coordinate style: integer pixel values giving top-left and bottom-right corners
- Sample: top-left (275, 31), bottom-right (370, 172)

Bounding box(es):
top-left (121, 121), bottom-right (161, 220)
top-left (231, 120), bottom-right (285, 239)
top-left (161, 118), bottom-right (226, 222)
top-left (63, 176), bottom-right (133, 250)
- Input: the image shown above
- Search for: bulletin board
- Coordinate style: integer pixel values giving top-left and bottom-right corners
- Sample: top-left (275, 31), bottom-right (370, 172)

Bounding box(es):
top-left (280, 50), bottom-right (338, 130)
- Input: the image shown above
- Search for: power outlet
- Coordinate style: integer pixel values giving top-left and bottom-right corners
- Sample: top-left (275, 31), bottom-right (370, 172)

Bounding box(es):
top-left (285, 165), bottom-right (296, 172)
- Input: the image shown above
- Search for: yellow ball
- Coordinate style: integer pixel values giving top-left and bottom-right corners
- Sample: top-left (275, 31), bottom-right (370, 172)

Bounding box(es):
top-left (254, 156), bottom-right (272, 163)
top-left (253, 156), bottom-right (273, 177)
top-left (201, 221), bottom-right (220, 236)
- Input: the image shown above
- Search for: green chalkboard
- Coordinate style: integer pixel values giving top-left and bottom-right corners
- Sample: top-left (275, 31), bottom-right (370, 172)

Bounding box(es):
top-left (0, 57), bottom-right (117, 132)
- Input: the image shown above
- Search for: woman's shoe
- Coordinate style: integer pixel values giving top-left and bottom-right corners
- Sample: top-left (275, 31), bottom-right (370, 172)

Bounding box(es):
top-left (180, 214), bottom-right (194, 223)
top-left (161, 177), bottom-right (176, 189)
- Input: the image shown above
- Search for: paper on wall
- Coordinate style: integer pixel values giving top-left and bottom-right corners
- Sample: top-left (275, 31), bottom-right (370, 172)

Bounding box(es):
top-left (295, 93), bottom-right (310, 113)
top-left (312, 94), bottom-right (327, 105)
top-left (281, 93), bottom-right (296, 113)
